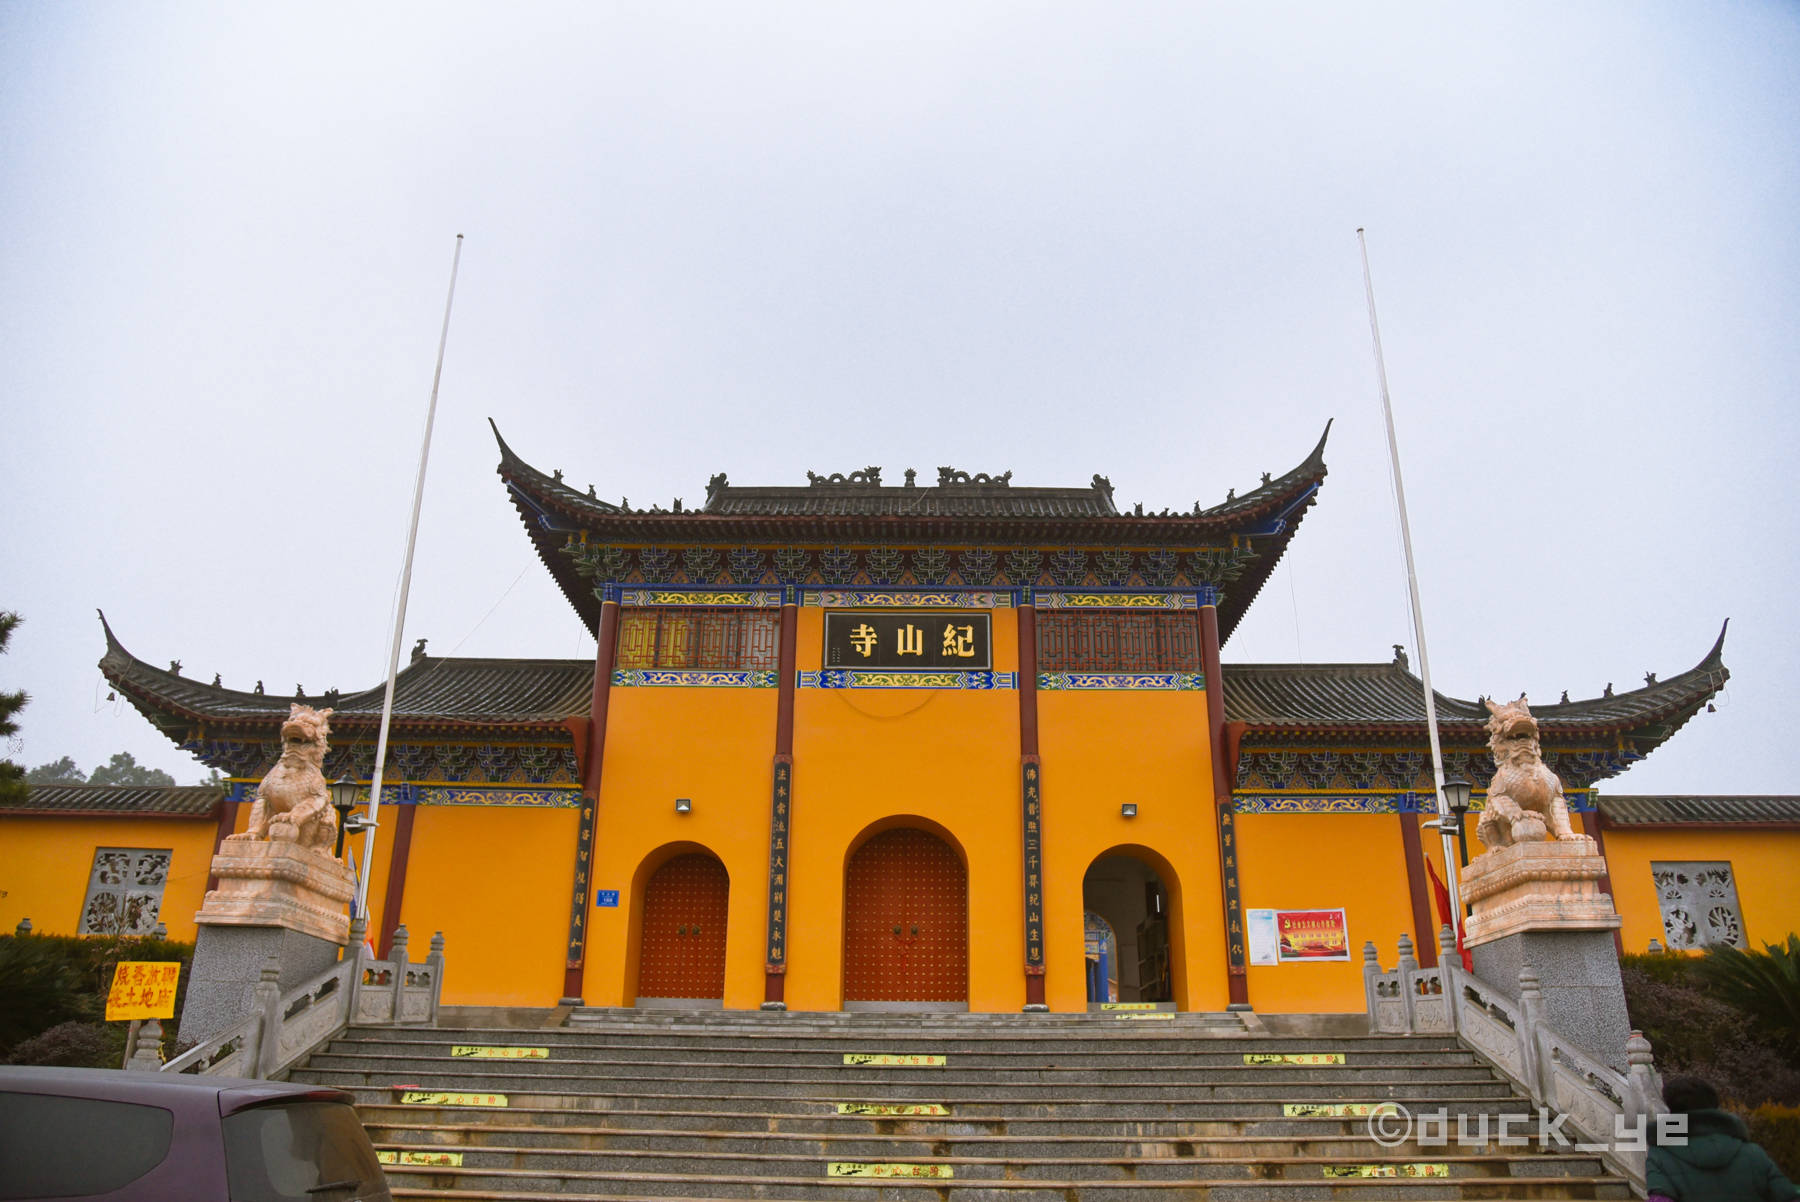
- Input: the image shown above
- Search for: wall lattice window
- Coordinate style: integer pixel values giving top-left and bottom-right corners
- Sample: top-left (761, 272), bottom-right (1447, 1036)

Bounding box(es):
top-left (78, 847), bottom-right (172, 935)
top-left (1037, 612), bottom-right (1200, 673)
top-left (1650, 861), bottom-right (1745, 950)
top-left (616, 608), bottom-right (780, 671)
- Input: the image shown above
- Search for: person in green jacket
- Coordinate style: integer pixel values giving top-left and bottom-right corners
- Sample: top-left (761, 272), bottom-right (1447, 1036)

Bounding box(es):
top-left (1647, 1075), bottom-right (1797, 1202)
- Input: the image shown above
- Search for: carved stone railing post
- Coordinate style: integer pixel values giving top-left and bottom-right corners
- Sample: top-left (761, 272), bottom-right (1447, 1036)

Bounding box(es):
top-left (427, 931), bottom-right (446, 1025)
top-left (251, 955), bottom-right (285, 1079)
top-left (1436, 924), bottom-right (1461, 1030)
top-left (1624, 1029), bottom-right (1663, 1121)
top-left (1395, 933), bottom-right (1419, 1031)
top-left (1362, 941), bottom-right (1383, 1031)
top-left (345, 915), bottom-right (370, 1017)
top-left (1517, 965), bottom-right (1545, 1095)
top-left (126, 1018), bottom-right (164, 1070)
top-left (388, 925), bottom-right (410, 1016)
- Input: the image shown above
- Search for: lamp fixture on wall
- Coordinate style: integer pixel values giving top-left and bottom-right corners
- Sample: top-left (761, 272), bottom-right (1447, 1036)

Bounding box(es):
top-left (1120, 803), bottom-right (1138, 818)
top-left (675, 797), bottom-right (692, 814)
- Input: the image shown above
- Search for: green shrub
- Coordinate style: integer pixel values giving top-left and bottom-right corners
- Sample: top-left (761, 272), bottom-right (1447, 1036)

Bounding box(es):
top-left (1695, 935), bottom-right (1800, 1058)
top-left (1621, 960), bottom-right (1800, 1109)
top-left (1748, 1103), bottom-right (1800, 1184)
top-left (3, 1021), bottom-right (125, 1068)
top-left (0, 934), bottom-right (193, 1058)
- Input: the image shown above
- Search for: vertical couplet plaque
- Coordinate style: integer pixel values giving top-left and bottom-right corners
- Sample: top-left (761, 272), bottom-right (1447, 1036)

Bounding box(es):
top-left (765, 759), bottom-right (792, 970)
top-left (1022, 758), bottom-right (1045, 974)
top-left (1219, 803), bottom-right (1246, 976)
top-left (566, 798), bottom-right (597, 968)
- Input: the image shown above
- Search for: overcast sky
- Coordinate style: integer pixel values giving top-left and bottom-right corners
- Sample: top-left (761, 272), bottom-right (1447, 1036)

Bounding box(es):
top-left (2, 4), bottom-right (1795, 793)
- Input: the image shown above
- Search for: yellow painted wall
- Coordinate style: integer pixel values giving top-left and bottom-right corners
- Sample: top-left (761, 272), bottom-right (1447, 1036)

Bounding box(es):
top-left (1600, 827), bottom-right (1800, 954)
top-left (1237, 813), bottom-right (1418, 1012)
top-left (0, 815), bottom-right (220, 940)
top-left (786, 607), bottom-right (1024, 1012)
top-left (585, 683), bottom-right (779, 1010)
top-left (1038, 689), bottom-right (1224, 1012)
top-left (399, 804), bottom-right (579, 1006)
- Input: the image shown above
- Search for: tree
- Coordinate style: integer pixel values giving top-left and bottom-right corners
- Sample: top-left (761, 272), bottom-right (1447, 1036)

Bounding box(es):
top-left (0, 613), bottom-right (26, 805)
top-left (86, 752), bottom-right (175, 788)
top-left (26, 757), bottom-right (85, 784)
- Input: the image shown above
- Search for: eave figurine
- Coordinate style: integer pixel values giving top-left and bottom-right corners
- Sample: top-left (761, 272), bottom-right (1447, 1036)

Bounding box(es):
top-left (227, 703), bottom-right (337, 851)
top-left (1475, 696), bottom-right (1578, 847)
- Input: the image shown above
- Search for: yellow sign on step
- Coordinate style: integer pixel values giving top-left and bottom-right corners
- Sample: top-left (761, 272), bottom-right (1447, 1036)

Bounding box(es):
top-left (1322, 1163), bottom-right (1449, 1179)
top-left (451, 1045), bottom-right (549, 1059)
top-left (843, 1053), bottom-right (946, 1067)
top-left (828, 1162), bottom-right (954, 1179)
top-left (837, 1103), bottom-right (951, 1116)
top-left (1114, 1012), bottom-right (1174, 1020)
top-left (1099, 1002), bottom-right (1161, 1010)
top-left (1284, 1102), bottom-right (1401, 1118)
top-left (377, 1150), bottom-right (465, 1167)
top-left (398, 1090), bottom-right (509, 1108)
top-left (1243, 1052), bottom-right (1345, 1066)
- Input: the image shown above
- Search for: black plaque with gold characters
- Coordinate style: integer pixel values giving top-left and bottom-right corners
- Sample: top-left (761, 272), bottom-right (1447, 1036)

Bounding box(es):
top-left (824, 612), bottom-right (991, 670)
top-left (1022, 760), bottom-right (1044, 968)
top-left (1219, 802), bottom-right (1246, 975)
top-left (766, 760), bottom-right (792, 968)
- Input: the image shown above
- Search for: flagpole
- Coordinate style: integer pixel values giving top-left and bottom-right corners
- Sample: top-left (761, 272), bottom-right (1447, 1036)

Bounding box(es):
top-left (354, 234), bottom-right (464, 918)
top-left (1356, 228), bottom-right (1463, 924)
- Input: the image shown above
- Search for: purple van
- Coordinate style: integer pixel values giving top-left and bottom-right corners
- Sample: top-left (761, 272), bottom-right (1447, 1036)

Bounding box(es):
top-left (0, 1066), bottom-right (391, 1202)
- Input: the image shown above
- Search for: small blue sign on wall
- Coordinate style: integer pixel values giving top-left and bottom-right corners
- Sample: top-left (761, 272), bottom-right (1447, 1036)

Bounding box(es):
top-left (595, 890), bottom-right (620, 908)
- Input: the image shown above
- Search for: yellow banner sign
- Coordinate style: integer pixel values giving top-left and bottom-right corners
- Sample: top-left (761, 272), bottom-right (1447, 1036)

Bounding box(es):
top-left (377, 1150), bottom-right (465, 1167)
top-left (398, 1091), bottom-right (509, 1108)
top-left (450, 1045), bottom-right (548, 1059)
top-left (1114, 1012), bottom-right (1175, 1020)
top-left (1098, 1002), bottom-right (1161, 1010)
top-left (843, 1053), bottom-right (946, 1067)
top-left (837, 1103), bottom-right (951, 1116)
top-left (828, 1163), bottom-right (954, 1179)
top-left (1322, 1163), bottom-right (1449, 1179)
top-left (1243, 1052), bottom-right (1346, 1066)
top-left (105, 962), bottom-right (181, 1021)
top-left (1283, 1102), bottom-right (1400, 1118)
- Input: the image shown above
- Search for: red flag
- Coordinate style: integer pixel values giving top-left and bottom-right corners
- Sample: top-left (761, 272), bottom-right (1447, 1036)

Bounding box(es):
top-left (1425, 856), bottom-right (1473, 971)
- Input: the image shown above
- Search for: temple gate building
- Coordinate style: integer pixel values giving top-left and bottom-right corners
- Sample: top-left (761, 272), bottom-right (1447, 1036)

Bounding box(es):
top-left (5, 425), bottom-right (1793, 1014)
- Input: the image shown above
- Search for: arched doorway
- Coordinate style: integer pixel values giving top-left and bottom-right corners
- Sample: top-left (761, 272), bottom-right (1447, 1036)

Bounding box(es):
top-left (844, 827), bottom-right (968, 1009)
top-left (1082, 853), bottom-right (1175, 1006)
top-left (637, 852), bottom-right (729, 1005)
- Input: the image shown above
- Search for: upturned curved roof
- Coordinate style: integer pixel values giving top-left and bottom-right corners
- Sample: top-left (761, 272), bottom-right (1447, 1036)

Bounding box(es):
top-left (1226, 623), bottom-right (1730, 754)
top-left (493, 420), bottom-right (1332, 643)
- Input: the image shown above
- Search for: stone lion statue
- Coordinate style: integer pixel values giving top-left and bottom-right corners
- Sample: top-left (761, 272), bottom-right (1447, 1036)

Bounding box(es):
top-left (226, 703), bottom-right (337, 851)
top-left (1475, 695), bottom-right (1578, 848)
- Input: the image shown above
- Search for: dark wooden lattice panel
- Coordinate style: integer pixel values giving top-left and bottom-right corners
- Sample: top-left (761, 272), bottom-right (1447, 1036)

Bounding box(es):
top-left (616, 611), bottom-right (660, 669)
top-left (843, 829), bottom-right (968, 1002)
top-left (637, 853), bottom-right (730, 999)
top-left (1037, 613), bottom-right (1200, 672)
top-left (616, 609), bottom-right (781, 671)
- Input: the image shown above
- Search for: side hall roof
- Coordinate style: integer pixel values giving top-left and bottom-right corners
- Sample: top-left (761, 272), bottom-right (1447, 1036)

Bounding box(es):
top-left (2, 783), bottom-right (226, 819)
top-left (1225, 624), bottom-right (1729, 755)
top-left (1597, 795), bottom-right (1800, 827)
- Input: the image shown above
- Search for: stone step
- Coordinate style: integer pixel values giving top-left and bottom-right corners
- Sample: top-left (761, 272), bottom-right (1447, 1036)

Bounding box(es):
top-left (379, 1164), bottom-right (1633, 1200)
top-left (363, 1121), bottom-right (1589, 1158)
top-left (340, 1025), bottom-right (1448, 1052)
top-left (357, 1095), bottom-right (1528, 1127)
top-left (298, 1072), bottom-right (1519, 1101)
top-left (322, 1042), bottom-right (1481, 1070)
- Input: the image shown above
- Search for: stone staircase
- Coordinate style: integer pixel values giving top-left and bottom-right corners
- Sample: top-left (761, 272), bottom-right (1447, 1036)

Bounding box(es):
top-left (287, 1009), bottom-right (1634, 1200)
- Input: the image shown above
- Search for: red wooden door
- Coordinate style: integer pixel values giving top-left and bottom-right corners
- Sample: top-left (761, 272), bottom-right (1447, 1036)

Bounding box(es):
top-left (844, 828), bottom-right (968, 1002)
top-left (638, 854), bottom-right (729, 999)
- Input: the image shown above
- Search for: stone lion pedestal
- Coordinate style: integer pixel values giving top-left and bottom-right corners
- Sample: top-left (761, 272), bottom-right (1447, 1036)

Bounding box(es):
top-left (178, 840), bottom-right (357, 1045)
top-left (1461, 836), bottom-right (1630, 1071)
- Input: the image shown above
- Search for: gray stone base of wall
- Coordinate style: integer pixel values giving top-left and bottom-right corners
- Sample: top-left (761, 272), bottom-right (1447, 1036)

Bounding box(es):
top-left (1471, 927), bottom-right (1632, 1072)
top-left (178, 924), bottom-right (343, 1046)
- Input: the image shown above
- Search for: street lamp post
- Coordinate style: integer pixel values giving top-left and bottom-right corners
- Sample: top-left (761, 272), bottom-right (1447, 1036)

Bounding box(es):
top-left (1441, 776), bottom-right (1473, 871)
top-left (330, 776), bottom-right (361, 860)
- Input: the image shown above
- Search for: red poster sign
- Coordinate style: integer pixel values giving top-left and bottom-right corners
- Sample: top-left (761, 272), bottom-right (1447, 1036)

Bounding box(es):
top-left (1275, 909), bottom-right (1350, 962)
